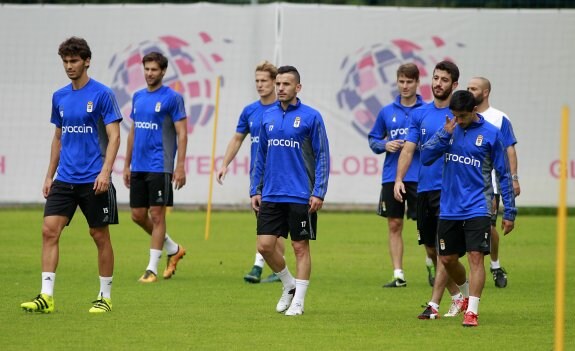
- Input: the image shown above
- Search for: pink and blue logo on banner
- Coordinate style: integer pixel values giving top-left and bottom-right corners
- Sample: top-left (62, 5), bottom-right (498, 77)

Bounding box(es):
top-left (109, 33), bottom-right (228, 134)
top-left (337, 37), bottom-right (464, 137)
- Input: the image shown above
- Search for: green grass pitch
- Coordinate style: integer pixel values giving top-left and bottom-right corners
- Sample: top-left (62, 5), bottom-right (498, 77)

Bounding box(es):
top-left (0, 209), bottom-right (573, 350)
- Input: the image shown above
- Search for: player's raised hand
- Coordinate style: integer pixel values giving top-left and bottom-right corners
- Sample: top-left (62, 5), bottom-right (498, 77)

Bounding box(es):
top-left (444, 115), bottom-right (456, 134)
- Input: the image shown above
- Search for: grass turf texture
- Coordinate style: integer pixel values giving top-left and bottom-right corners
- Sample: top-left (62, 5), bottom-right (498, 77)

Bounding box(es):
top-left (1, 209), bottom-right (573, 350)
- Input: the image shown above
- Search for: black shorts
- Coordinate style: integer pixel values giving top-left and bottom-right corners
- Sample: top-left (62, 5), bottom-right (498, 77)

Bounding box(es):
top-left (437, 216), bottom-right (491, 257)
top-left (377, 182), bottom-right (417, 220)
top-left (416, 190), bottom-right (441, 247)
top-left (491, 194), bottom-right (501, 226)
top-left (129, 172), bottom-right (173, 208)
top-left (257, 202), bottom-right (317, 241)
top-left (44, 180), bottom-right (119, 228)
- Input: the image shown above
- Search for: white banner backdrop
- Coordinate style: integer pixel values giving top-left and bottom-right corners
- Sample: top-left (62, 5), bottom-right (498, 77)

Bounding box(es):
top-left (0, 4), bottom-right (573, 206)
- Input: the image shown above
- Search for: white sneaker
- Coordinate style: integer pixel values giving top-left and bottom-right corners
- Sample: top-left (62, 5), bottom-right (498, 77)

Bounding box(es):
top-left (444, 297), bottom-right (468, 317)
top-left (285, 301), bottom-right (304, 316)
top-left (276, 287), bottom-right (296, 313)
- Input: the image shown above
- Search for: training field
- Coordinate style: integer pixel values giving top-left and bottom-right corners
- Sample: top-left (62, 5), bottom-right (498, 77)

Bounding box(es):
top-left (1, 209), bottom-right (573, 350)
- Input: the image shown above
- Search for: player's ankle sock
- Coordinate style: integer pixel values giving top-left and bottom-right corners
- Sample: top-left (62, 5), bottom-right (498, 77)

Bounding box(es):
top-left (164, 233), bottom-right (179, 256)
top-left (41, 272), bottom-right (56, 296)
top-left (99, 276), bottom-right (113, 299)
top-left (146, 249), bottom-right (162, 275)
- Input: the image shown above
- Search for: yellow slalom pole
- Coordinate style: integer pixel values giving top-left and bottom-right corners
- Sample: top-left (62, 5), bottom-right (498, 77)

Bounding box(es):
top-left (554, 105), bottom-right (569, 351)
top-left (204, 76), bottom-right (221, 241)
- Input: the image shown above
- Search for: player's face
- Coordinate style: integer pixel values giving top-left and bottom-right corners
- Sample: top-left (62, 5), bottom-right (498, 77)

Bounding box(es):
top-left (275, 73), bottom-right (301, 105)
top-left (144, 61), bottom-right (166, 90)
top-left (396, 74), bottom-right (419, 100)
top-left (61, 55), bottom-right (89, 81)
top-left (255, 71), bottom-right (275, 99)
top-left (432, 69), bottom-right (457, 101)
top-left (451, 108), bottom-right (478, 129)
top-left (466, 79), bottom-right (485, 105)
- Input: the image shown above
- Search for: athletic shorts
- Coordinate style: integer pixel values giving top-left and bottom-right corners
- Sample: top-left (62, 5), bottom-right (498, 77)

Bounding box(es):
top-left (416, 190), bottom-right (441, 247)
top-left (377, 181), bottom-right (417, 220)
top-left (437, 216), bottom-right (491, 257)
top-left (44, 180), bottom-right (119, 228)
top-left (129, 172), bottom-right (173, 208)
top-left (491, 194), bottom-right (501, 226)
top-left (257, 202), bottom-right (317, 241)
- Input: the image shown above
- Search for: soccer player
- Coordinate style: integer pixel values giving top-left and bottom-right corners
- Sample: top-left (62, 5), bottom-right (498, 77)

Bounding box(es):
top-left (20, 37), bottom-right (122, 313)
top-left (250, 66), bottom-right (330, 316)
top-left (467, 77), bottom-right (520, 288)
top-left (368, 63), bottom-right (426, 288)
top-left (420, 90), bottom-right (517, 326)
top-left (122, 52), bottom-right (187, 283)
top-left (216, 60), bottom-right (285, 284)
top-left (394, 61), bottom-right (466, 319)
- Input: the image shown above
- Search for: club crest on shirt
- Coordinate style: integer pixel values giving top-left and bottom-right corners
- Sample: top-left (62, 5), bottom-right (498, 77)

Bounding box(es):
top-left (293, 117), bottom-right (301, 128)
top-left (86, 101), bottom-right (93, 113)
top-left (440, 239), bottom-right (446, 250)
top-left (155, 102), bottom-right (162, 112)
top-left (392, 115), bottom-right (396, 123)
top-left (269, 125), bottom-right (274, 131)
top-left (59, 110), bottom-right (64, 118)
top-left (475, 135), bottom-right (484, 146)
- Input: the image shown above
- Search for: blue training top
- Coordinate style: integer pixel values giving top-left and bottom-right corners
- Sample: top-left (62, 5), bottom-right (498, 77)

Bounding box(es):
top-left (405, 102), bottom-right (453, 193)
top-left (420, 115), bottom-right (517, 221)
top-left (129, 86), bottom-right (186, 173)
top-left (250, 98), bottom-right (330, 204)
top-left (51, 79), bottom-right (122, 184)
top-left (368, 94), bottom-right (424, 184)
top-left (236, 100), bottom-right (276, 175)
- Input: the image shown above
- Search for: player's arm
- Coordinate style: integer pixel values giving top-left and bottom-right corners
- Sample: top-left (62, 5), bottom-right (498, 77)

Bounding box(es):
top-left (507, 145), bottom-right (520, 197)
top-left (420, 116), bottom-right (455, 166)
top-left (500, 117), bottom-right (520, 197)
top-left (43, 127), bottom-right (62, 198)
top-left (94, 121), bottom-right (121, 195)
top-left (310, 115), bottom-right (330, 213)
top-left (122, 123), bottom-right (135, 188)
top-left (368, 113), bottom-right (388, 154)
top-left (217, 132), bottom-right (247, 185)
top-left (172, 118), bottom-right (188, 190)
top-left (250, 126), bottom-right (267, 213)
top-left (393, 141), bottom-right (416, 202)
top-left (492, 133), bottom-right (517, 235)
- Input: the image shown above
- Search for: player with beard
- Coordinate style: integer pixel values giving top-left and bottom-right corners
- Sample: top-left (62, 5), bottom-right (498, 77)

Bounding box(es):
top-left (123, 52), bottom-right (188, 283)
top-left (467, 77), bottom-right (520, 289)
top-left (394, 61), bottom-right (468, 319)
top-left (250, 66), bottom-right (330, 316)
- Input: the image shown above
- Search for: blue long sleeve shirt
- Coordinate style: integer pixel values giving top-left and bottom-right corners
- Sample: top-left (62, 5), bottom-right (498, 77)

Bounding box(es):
top-left (250, 98), bottom-right (330, 204)
top-left (420, 115), bottom-right (517, 221)
top-left (368, 94), bottom-right (423, 184)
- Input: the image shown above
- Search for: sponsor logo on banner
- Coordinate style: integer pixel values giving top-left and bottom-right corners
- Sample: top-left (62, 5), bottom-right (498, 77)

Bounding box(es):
top-left (336, 37), bottom-right (465, 137)
top-left (108, 34), bottom-right (230, 135)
